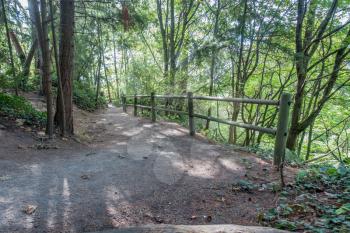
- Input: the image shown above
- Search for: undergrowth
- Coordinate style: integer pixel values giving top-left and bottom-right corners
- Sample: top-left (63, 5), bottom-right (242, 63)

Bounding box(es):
top-left (73, 82), bottom-right (107, 111)
top-left (263, 164), bottom-right (350, 232)
top-left (0, 92), bottom-right (46, 126)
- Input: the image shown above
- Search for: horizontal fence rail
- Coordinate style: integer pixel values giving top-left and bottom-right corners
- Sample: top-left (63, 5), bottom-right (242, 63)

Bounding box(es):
top-left (192, 96), bottom-right (279, 106)
top-left (193, 113), bottom-right (277, 135)
top-left (122, 92), bottom-right (291, 166)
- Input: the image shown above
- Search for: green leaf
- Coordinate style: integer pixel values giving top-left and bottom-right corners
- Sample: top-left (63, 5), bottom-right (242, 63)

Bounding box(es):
top-left (275, 219), bottom-right (297, 230)
top-left (336, 203), bottom-right (350, 215)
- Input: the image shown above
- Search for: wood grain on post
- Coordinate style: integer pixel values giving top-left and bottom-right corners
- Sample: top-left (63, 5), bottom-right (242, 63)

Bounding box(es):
top-left (151, 92), bottom-right (156, 122)
top-left (187, 92), bottom-right (195, 136)
top-left (122, 94), bottom-right (126, 112)
top-left (134, 95), bottom-right (137, 117)
top-left (273, 93), bottom-right (292, 166)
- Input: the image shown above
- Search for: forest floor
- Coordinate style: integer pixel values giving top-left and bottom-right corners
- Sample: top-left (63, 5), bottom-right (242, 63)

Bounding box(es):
top-left (0, 93), bottom-right (296, 233)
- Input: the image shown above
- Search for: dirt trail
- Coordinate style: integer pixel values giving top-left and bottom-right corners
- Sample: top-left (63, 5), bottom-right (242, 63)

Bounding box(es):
top-left (0, 103), bottom-right (293, 233)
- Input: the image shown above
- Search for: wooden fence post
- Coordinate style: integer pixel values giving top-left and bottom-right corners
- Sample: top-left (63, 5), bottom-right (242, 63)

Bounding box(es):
top-left (134, 95), bottom-right (137, 117)
top-left (122, 94), bottom-right (126, 113)
top-left (151, 92), bottom-right (156, 122)
top-left (187, 92), bottom-right (195, 136)
top-left (273, 93), bottom-right (291, 166)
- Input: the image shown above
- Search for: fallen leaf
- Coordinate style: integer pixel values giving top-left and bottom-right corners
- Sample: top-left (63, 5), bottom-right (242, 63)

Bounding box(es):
top-left (85, 152), bottom-right (96, 156)
top-left (23, 205), bottom-right (37, 215)
top-left (152, 216), bottom-right (164, 223)
top-left (81, 174), bottom-right (89, 180)
top-left (17, 144), bottom-right (26, 149)
top-left (204, 215), bottom-right (212, 222)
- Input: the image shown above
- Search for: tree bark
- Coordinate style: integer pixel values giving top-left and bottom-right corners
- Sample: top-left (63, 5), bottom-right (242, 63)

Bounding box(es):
top-left (205, 0), bottom-right (221, 130)
top-left (8, 31), bottom-right (37, 90)
top-left (287, 0), bottom-right (339, 150)
top-left (1, 0), bottom-right (18, 95)
top-left (112, 34), bottom-right (120, 101)
top-left (30, 0), bottom-right (54, 138)
top-left (55, 0), bottom-right (75, 135)
top-left (49, 0), bottom-right (65, 136)
top-left (229, 0), bottom-right (248, 144)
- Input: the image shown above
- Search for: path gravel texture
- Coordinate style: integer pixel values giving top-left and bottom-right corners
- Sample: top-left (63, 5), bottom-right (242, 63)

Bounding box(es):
top-left (0, 105), bottom-right (291, 233)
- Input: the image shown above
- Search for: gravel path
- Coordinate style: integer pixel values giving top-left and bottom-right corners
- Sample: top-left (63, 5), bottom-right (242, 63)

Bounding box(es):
top-left (0, 105), bottom-right (290, 233)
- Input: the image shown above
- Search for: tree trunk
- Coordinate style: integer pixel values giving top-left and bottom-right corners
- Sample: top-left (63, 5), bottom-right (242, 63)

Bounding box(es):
top-left (205, 0), bottom-right (221, 130)
top-left (112, 34), bottom-right (120, 101)
top-left (287, 0), bottom-right (339, 150)
top-left (55, 0), bottom-right (75, 135)
top-left (1, 0), bottom-right (18, 95)
top-left (8, 31), bottom-right (37, 90)
top-left (169, 0), bottom-right (176, 90)
top-left (102, 51), bottom-right (112, 103)
top-left (22, 39), bottom-right (38, 89)
top-left (49, 0), bottom-right (65, 136)
top-left (229, 0), bottom-right (248, 144)
top-left (28, 0), bottom-right (41, 92)
top-left (30, 0), bottom-right (54, 138)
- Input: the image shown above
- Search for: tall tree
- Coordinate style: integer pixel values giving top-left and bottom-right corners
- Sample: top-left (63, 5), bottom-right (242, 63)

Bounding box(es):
top-left (9, 31), bottom-right (37, 90)
top-left (156, 0), bottom-right (200, 92)
top-left (49, 0), bottom-right (65, 135)
top-left (55, 0), bottom-right (75, 135)
top-left (205, 0), bottom-right (221, 130)
top-left (286, 0), bottom-right (350, 150)
top-left (1, 0), bottom-right (18, 95)
top-left (30, 0), bottom-right (54, 138)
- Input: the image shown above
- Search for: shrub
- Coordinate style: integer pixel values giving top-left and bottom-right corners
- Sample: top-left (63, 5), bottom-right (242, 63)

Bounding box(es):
top-left (73, 82), bottom-right (107, 111)
top-left (0, 92), bottom-right (46, 126)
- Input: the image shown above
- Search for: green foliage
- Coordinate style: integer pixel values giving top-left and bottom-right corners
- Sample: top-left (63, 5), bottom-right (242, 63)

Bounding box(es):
top-left (264, 164), bottom-right (350, 232)
top-left (0, 92), bottom-right (46, 126)
top-left (73, 82), bottom-right (107, 111)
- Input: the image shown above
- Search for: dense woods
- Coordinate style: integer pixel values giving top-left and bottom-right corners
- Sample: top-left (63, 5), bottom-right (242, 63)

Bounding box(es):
top-left (1, 0), bottom-right (350, 232)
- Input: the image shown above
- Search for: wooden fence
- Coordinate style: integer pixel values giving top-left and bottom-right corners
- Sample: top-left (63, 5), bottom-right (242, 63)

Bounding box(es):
top-left (122, 92), bottom-right (291, 166)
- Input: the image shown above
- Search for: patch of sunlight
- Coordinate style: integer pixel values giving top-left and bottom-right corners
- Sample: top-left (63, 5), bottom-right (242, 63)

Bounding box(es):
top-left (62, 178), bottom-right (72, 232)
top-left (47, 179), bottom-right (60, 230)
top-left (218, 157), bottom-right (244, 172)
top-left (160, 128), bottom-right (185, 136)
top-left (126, 130), bottom-right (154, 160)
top-left (142, 123), bottom-right (153, 128)
top-left (27, 163), bottom-right (42, 176)
top-left (46, 199), bottom-right (57, 228)
top-left (190, 143), bottom-right (220, 157)
top-left (104, 186), bottom-right (130, 227)
top-left (153, 151), bottom-right (185, 185)
top-left (122, 127), bottom-right (143, 137)
top-left (153, 133), bottom-right (166, 139)
top-left (96, 118), bottom-right (107, 124)
top-left (115, 141), bottom-right (127, 145)
top-left (0, 196), bottom-right (11, 203)
top-left (23, 211), bottom-right (34, 229)
top-left (186, 158), bottom-right (219, 178)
